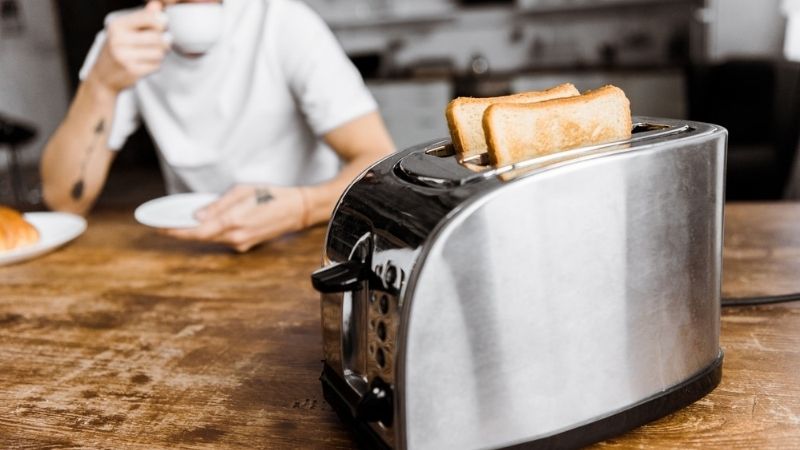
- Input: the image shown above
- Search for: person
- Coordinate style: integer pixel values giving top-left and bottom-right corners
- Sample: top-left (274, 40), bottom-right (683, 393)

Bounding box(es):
top-left (40, 0), bottom-right (395, 252)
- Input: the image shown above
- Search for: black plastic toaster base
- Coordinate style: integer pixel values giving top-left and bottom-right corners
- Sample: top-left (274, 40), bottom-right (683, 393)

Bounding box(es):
top-left (320, 363), bottom-right (392, 450)
top-left (321, 352), bottom-right (723, 449)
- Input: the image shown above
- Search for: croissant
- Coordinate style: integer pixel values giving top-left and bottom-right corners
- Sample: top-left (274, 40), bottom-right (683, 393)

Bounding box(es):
top-left (0, 205), bottom-right (40, 251)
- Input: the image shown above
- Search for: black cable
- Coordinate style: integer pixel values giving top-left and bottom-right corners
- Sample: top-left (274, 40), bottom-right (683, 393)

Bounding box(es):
top-left (721, 292), bottom-right (800, 307)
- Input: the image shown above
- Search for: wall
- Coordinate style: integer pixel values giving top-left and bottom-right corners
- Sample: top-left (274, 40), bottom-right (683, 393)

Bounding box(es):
top-left (707, 0), bottom-right (784, 61)
top-left (0, 0), bottom-right (70, 168)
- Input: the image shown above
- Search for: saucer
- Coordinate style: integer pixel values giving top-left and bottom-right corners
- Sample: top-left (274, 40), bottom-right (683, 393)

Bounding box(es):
top-left (134, 193), bottom-right (219, 229)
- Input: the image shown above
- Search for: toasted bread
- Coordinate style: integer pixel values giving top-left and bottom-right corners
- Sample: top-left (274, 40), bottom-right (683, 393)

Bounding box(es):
top-left (483, 85), bottom-right (632, 167)
top-left (0, 205), bottom-right (39, 251)
top-left (446, 83), bottom-right (580, 160)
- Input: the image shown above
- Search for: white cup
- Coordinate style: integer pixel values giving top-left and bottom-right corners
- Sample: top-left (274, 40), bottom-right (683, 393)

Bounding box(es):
top-left (165, 3), bottom-right (224, 55)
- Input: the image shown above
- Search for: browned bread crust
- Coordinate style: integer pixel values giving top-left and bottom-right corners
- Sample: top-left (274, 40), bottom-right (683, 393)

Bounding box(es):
top-left (0, 205), bottom-right (40, 251)
top-left (483, 85), bottom-right (632, 167)
top-left (446, 83), bottom-right (580, 160)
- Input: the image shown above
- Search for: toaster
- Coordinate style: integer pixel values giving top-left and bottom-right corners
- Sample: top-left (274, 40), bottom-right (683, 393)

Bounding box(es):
top-left (312, 117), bottom-right (726, 449)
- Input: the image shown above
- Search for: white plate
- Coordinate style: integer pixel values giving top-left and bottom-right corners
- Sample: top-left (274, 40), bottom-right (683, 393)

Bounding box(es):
top-left (134, 193), bottom-right (219, 229)
top-left (0, 212), bottom-right (87, 267)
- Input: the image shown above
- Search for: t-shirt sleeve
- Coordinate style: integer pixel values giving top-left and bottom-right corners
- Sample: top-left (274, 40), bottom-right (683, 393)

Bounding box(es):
top-left (79, 29), bottom-right (140, 151)
top-left (275, 0), bottom-right (377, 136)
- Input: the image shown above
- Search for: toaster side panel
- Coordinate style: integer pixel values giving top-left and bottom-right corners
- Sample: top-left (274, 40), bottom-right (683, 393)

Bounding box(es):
top-left (318, 140), bottom-right (494, 445)
top-left (399, 130), bottom-right (725, 449)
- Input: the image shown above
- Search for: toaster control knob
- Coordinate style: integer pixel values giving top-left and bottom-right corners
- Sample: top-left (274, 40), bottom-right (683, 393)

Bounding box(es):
top-left (385, 264), bottom-right (398, 286)
top-left (357, 378), bottom-right (393, 426)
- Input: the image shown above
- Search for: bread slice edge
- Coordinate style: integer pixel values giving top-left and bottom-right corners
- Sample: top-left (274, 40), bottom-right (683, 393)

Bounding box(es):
top-left (483, 85), bottom-right (632, 167)
top-left (446, 83), bottom-right (580, 159)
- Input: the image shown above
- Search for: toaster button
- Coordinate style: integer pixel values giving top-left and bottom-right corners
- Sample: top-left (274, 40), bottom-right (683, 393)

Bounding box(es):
top-left (357, 378), bottom-right (393, 426)
top-left (385, 264), bottom-right (398, 286)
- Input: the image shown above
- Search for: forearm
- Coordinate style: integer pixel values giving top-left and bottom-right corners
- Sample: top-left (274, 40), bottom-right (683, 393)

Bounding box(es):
top-left (41, 74), bottom-right (117, 215)
top-left (304, 111), bottom-right (395, 226)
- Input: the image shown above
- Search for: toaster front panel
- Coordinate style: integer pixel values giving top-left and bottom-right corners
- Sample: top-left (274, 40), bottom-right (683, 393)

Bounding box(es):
top-left (398, 126), bottom-right (726, 449)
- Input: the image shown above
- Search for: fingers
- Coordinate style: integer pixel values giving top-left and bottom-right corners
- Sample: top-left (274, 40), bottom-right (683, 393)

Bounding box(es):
top-left (107, 16), bottom-right (168, 51)
top-left (163, 189), bottom-right (254, 242)
top-left (105, 47), bottom-right (166, 78)
top-left (145, 1), bottom-right (164, 13)
top-left (115, 4), bottom-right (166, 32)
top-left (116, 47), bottom-right (168, 64)
top-left (125, 31), bottom-right (170, 49)
top-left (195, 186), bottom-right (253, 222)
top-left (158, 185), bottom-right (306, 252)
top-left (162, 214), bottom-right (230, 241)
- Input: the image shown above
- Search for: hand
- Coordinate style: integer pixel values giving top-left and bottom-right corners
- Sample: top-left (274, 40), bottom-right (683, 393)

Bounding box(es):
top-left (89, 1), bottom-right (169, 94)
top-left (160, 185), bottom-right (309, 253)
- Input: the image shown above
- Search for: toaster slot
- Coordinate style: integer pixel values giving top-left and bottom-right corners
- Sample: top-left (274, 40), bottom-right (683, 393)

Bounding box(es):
top-left (492, 121), bottom-right (693, 179)
top-left (394, 119), bottom-right (693, 188)
top-left (465, 121), bottom-right (680, 170)
top-left (395, 141), bottom-right (477, 188)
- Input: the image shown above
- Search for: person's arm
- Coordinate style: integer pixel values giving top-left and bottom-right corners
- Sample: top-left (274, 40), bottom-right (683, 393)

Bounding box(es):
top-left (307, 111), bottom-right (395, 225)
top-left (161, 111), bottom-right (395, 252)
top-left (41, 76), bottom-right (117, 215)
top-left (41, 2), bottom-right (168, 215)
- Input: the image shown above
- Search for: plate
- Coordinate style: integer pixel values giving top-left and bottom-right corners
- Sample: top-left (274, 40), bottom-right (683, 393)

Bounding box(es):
top-left (134, 193), bottom-right (219, 229)
top-left (0, 212), bottom-right (87, 267)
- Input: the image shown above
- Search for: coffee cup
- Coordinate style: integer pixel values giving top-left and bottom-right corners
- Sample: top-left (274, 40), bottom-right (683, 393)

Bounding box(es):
top-left (165, 3), bottom-right (224, 55)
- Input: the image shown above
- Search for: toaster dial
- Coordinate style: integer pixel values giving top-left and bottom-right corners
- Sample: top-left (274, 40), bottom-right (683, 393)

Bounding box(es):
top-left (381, 261), bottom-right (405, 292)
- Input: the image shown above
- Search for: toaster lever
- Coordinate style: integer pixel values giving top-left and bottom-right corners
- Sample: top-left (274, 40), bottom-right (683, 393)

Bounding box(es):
top-left (311, 261), bottom-right (369, 293)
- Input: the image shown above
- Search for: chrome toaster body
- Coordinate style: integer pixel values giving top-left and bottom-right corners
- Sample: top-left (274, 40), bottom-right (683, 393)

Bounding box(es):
top-left (313, 117), bottom-right (727, 449)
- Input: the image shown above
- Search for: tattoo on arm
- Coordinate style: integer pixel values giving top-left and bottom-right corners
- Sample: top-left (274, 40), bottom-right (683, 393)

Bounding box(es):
top-left (71, 119), bottom-right (105, 201)
top-left (255, 188), bottom-right (274, 204)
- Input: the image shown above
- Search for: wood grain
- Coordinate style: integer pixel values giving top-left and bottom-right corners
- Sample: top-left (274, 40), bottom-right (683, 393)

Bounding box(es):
top-left (0, 208), bottom-right (350, 449)
top-left (0, 202), bottom-right (798, 449)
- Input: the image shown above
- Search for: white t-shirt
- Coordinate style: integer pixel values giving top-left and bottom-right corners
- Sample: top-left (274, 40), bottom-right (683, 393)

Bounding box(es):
top-left (80, 0), bottom-right (377, 194)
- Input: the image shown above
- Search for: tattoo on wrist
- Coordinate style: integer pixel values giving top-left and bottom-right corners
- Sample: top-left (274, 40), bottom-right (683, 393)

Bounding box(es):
top-left (71, 119), bottom-right (105, 201)
top-left (255, 188), bottom-right (274, 204)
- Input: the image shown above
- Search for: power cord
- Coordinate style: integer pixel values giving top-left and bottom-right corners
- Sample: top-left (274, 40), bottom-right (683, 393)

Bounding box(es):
top-left (721, 292), bottom-right (800, 307)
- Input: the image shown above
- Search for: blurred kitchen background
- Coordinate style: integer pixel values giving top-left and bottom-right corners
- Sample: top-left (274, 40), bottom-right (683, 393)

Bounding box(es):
top-left (0, 0), bottom-right (797, 208)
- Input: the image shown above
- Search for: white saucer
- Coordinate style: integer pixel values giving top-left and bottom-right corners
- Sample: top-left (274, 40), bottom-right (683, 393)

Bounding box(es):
top-left (134, 193), bottom-right (219, 229)
top-left (0, 212), bottom-right (87, 267)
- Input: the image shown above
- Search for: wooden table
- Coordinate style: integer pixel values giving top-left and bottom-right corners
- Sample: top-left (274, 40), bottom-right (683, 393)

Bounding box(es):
top-left (1, 203), bottom-right (799, 449)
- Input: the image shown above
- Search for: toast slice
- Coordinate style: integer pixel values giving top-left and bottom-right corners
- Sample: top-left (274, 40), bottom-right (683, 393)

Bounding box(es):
top-left (446, 83), bottom-right (580, 160)
top-left (483, 85), bottom-right (632, 167)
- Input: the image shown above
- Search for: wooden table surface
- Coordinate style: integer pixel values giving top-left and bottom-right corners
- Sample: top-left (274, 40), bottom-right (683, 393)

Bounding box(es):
top-left (1, 202), bottom-right (799, 449)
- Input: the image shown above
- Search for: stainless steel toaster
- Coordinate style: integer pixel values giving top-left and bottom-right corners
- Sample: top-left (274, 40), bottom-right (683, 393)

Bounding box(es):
top-left (312, 117), bottom-right (726, 449)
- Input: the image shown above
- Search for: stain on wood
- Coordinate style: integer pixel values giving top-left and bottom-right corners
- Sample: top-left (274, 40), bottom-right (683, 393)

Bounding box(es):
top-left (0, 203), bottom-right (799, 448)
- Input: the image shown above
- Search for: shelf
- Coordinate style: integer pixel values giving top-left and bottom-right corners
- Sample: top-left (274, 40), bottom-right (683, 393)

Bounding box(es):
top-left (328, 13), bottom-right (457, 31)
top-left (517, 0), bottom-right (701, 17)
top-left (327, 1), bottom-right (700, 31)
